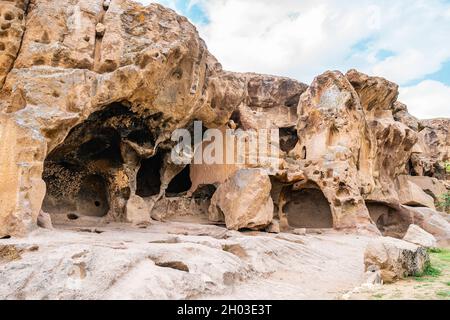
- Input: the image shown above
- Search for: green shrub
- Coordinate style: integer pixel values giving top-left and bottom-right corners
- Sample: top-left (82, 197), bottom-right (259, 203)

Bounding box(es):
top-left (438, 192), bottom-right (450, 213)
top-left (445, 161), bottom-right (450, 174)
top-left (415, 264), bottom-right (442, 278)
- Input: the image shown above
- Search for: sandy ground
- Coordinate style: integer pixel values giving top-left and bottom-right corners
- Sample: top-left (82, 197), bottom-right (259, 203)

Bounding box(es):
top-left (0, 220), bottom-right (373, 300)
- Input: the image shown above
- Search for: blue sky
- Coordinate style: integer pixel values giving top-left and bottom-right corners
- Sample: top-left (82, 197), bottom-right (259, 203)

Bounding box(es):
top-left (138, 0), bottom-right (450, 119)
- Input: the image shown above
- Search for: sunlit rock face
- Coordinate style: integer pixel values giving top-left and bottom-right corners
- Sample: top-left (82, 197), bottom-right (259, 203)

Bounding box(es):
top-left (0, 0), bottom-right (448, 239)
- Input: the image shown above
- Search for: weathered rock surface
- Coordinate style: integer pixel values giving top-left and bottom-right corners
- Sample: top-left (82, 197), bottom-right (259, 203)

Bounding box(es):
top-left (0, 223), bottom-right (374, 299)
top-left (396, 175), bottom-right (436, 209)
top-left (125, 194), bottom-right (150, 224)
top-left (209, 169), bottom-right (273, 230)
top-left (403, 224), bottom-right (437, 248)
top-left (404, 176), bottom-right (448, 206)
top-left (346, 69), bottom-right (418, 205)
top-left (0, 0), bottom-right (245, 236)
top-left (292, 71), bottom-right (377, 233)
top-left (0, 0), bottom-right (448, 244)
top-left (0, 0), bottom-right (28, 88)
top-left (392, 101), bottom-right (420, 132)
top-left (37, 210), bottom-right (53, 230)
top-left (402, 206), bottom-right (450, 243)
top-left (410, 119), bottom-right (450, 180)
top-left (364, 237), bottom-right (429, 283)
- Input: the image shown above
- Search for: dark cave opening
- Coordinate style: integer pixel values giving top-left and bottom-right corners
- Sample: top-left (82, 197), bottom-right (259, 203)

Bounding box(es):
top-left (279, 127), bottom-right (299, 153)
top-left (284, 184), bottom-right (333, 229)
top-left (77, 128), bottom-right (123, 165)
top-left (42, 127), bottom-right (122, 218)
top-left (192, 184), bottom-right (217, 200)
top-left (166, 165), bottom-right (192, 197)
top-left (42, 102), bottom-right (157, 220)
top-left (367, 202), bottom-right (410, 238)
top-left (407, 158), bottom-right (418, 176)
top-left (230, 110), bottom-right (243, 128)
top-left (136, 152), bottom-right (164, 198)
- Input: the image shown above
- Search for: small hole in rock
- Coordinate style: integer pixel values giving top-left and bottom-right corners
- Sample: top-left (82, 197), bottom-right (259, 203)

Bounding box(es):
top-left (67, 213), bottom-right (79, 220)
top-left (172, 68), bottom-right (183, 79)
top-left (4, 12), bottom-right (14, 21)
top-left (34, 58), bottom-right (45, 66)
top-left (1, 235), bottom-right (11, 239)
top-left (94, 201), bottom-right (101, 207)
top-left (301, 146), bottom-right (307, 159)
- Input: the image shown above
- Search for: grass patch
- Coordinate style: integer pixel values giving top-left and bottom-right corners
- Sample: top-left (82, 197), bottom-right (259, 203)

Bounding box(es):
top-left (415, 264), bottom-right (442, 278)
top-left (414, 276), bottom-right (435, 283)
top-left (436, 290), bottom-right (450, 299)
top-left (424, 265), bottom-right (442, 277)
top-left (372, 293), bottom-right (384, 300)
top-left (435, 250), bottom-right (450, 263)
top-left (414, 248), bottom-right (450, 280)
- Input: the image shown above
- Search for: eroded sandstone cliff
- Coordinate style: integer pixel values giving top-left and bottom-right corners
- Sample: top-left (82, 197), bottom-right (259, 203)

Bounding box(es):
top-left (0, 0), bottom-right (448, 241)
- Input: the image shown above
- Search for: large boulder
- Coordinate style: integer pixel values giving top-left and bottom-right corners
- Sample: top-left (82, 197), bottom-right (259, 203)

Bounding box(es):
top-left (396, 175), bottom-right (436, 209)
top-left (405, 176), bottom-right (448, 205)
top-left (37, 210), bottom-right (54, 230)
top-left (364, 237), bottom-right (429, 283)
top-left (403, 224), bottom-right (437, 248)
top-left (402, 206), bottom-right (450, 243)
top-left (126, 195), bottom-right (151, 224)
top-left (209, 169), bottom-right (273, 230)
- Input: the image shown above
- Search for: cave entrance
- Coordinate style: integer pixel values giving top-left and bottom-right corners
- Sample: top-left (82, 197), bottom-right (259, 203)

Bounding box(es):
top-left (279, 127), bottom-right (298, 153)
top-left (136, 152), bottom-right (163, 197)
top-left (166, 165), bottom-right (192, 197)
top-left (284, 183), bottom-right (333, 229)
top-left (42, 102), bottom-right (157, 221)
top-left (42, 126), bottom-right (122, 219)
top-left (367, 202), bottom-right (410, 238)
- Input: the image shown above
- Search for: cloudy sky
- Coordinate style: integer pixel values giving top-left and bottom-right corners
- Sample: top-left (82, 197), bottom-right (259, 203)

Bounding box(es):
top-left (137, 0), bottom-right (450, 119)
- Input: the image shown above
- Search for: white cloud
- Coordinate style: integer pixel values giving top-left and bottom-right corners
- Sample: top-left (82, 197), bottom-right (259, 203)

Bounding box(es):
top-left (138, 0), bottom-right (450, 119)
top-left (399, 80), bottom-right (450, 119)
top-left (195, 0), bottom-right (450, 86)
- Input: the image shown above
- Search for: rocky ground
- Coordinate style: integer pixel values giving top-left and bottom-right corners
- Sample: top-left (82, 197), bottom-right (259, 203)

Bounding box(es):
top-left (0, 221), bottom-right (373, 300)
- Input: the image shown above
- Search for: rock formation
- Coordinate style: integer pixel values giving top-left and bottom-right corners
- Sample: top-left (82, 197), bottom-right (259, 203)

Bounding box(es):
top-left (364, 237), bottom-right (430, 283)
top-left (403, 224), bottom-right (437, 248)
top-left (0, 0), bottom-right (449, 244)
